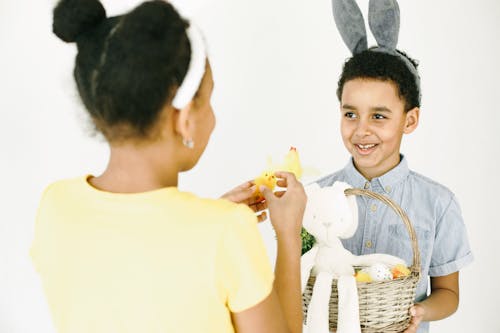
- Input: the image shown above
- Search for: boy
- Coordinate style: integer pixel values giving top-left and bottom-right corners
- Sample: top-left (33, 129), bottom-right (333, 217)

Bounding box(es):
top-left (316, 49), bottom-right (473, 333)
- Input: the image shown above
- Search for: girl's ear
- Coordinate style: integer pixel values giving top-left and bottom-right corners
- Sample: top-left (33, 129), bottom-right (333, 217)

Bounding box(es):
top-left (368, 0), bottom-right (400, 50)
top-left (404, 107), bottom-right (419, 134)
top-left (332, 0), bottom-right (368, 54)
top-left (174, 101), bottom-right (194, 142)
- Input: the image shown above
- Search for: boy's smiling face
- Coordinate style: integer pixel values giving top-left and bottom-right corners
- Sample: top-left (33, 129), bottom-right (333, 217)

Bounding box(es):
top-left (340, 78), bottom-right (419, 180)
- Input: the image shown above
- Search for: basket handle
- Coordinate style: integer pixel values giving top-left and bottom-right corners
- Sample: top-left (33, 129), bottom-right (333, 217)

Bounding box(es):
top-left (344, 188), bottom-right (421, 275)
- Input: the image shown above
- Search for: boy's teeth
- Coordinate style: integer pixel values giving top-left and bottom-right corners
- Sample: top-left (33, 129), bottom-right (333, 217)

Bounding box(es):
top-left (358, 144), bottom-right (375, 149)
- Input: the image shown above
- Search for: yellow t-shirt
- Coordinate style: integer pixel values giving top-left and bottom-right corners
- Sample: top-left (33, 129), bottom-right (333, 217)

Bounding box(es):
top-left (31, 176), bottom-right (273, 333)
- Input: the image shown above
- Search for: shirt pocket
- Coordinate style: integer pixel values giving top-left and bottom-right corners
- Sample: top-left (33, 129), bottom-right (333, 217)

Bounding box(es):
top-left (387, 223), bottom-right (431, 270)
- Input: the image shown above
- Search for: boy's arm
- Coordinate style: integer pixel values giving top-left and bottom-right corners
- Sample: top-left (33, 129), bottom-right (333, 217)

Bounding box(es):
top-left (403, 272), bottom-right (459, 333)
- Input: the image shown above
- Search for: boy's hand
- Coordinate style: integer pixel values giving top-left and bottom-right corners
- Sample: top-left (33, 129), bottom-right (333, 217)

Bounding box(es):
top-left (403, 304), bottom-right (425, 333)
top-left (221, 181), bottom-right (268, 222)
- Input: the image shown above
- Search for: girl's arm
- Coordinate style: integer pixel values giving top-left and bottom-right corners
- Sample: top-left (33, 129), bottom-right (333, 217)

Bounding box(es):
top-left (403, 271), bottom-right (459, 333)
top-left (231, 172), bottom-right (305, 333)
top-left (231, 235), bottom-right (302, 333)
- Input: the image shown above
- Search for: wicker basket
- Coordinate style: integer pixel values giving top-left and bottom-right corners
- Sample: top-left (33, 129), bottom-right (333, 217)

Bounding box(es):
top-left (302, 188), bottom-right (421, 333)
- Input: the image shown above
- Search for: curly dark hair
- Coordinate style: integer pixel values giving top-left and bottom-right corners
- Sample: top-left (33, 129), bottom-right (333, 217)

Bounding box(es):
top-left (53, 0), bottom-right (191, 141)
top-left (336, 49), bottom-right (421, 111)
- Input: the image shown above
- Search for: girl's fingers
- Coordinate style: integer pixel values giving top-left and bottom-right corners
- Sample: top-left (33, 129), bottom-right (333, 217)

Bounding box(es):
top-left (256, 211), bottom-right (267, 222)
top-left (274, 190), bottom-right (286, 198)
top-left (276, 179), bottom-right (287, 188)
top-left (258, 186), bottom-right (275, 203)
top-left (237, 180), bottom-right (254, 190)
top-left (227, 181), bottom-right (252, 194)
top-left (250, 201), bottom-right (267, 212)
top-left (226, 186), bottom-right (255, 203)
top-left (274, 171), bottom-right (298, 185)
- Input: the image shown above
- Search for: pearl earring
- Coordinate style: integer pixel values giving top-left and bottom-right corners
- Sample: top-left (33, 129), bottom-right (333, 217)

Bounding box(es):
top-left (182, 138), bottom-right (194, 149)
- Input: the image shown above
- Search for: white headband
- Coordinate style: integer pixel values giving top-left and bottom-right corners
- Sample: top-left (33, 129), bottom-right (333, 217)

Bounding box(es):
top-left (172, 24), bottom-right (207, 110)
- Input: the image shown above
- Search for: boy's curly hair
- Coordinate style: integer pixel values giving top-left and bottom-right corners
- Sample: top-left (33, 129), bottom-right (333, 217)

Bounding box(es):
top-left (337, 49), bottom-right (420, 111)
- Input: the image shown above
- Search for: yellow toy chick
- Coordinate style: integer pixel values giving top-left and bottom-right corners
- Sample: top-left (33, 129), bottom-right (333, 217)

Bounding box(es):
top-left (254, 171), bottom-right (277, 198)
top-left (254, 147), bottom-right (303, 199)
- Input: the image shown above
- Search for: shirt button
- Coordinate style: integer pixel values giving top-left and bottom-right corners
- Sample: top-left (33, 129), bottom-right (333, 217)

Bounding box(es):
top-left (370, 204), bottom-right (377, 212)
top-left (364, 181), bottom-right (370, 189)
top-left (385, 186), bottom-right (392, 193)
top-left (365, 240), bottom-right (373, 248)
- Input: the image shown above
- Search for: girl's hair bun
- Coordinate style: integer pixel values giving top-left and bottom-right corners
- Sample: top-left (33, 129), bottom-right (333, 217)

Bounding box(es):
top-left (53, 0), bottom-right (106, 43)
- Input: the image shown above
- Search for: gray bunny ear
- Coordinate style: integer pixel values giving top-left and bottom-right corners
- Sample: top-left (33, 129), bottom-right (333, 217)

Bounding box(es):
top-left (368, 0), bottom-right (400, 50)
top-left (332, 0), bottom-right (368, 55)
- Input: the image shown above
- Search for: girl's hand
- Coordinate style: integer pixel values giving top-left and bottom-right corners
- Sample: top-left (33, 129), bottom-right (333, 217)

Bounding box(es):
top-left (220, 181), bottom-right (268, 222)
top-left (403, 304), bottom-right (425, 333)
top-left (259, 171), bottom-right (306, 238)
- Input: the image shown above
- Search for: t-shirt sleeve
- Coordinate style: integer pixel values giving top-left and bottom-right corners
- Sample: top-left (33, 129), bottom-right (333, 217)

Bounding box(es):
top-left (429, 194), bottom-right (474, 276)
top-left (215, 205), bottom-right (274, 313)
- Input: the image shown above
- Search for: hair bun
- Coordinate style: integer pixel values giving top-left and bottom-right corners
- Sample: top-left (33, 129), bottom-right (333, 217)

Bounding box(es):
top-left (53, 0), bottom-right (106, 43)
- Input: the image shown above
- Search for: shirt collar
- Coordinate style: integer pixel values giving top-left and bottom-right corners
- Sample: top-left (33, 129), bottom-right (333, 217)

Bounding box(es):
top-left (342, 154), bottom-right (409, 194)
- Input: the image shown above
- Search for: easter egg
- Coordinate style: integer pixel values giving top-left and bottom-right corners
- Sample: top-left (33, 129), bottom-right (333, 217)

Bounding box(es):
top-left (367, 263), bottom-right (393, 281)
top-left (355, 271), bottom-right (372, 283)
top-left (391, 264), bottom-right (411, 279)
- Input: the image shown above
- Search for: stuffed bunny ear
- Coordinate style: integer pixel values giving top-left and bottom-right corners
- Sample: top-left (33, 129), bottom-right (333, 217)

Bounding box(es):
top-left (332, 181), bottom-right (358, 237)
top-left (368, 0), bottom-right (400, 50)
top-left (332, 0), bottom-right (368, 54)
top-left (302, 183), bottom-right (321, 232)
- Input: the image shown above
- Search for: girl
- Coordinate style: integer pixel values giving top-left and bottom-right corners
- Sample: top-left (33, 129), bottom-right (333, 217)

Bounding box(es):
top-left (31, 1), bottom-right (305, 332)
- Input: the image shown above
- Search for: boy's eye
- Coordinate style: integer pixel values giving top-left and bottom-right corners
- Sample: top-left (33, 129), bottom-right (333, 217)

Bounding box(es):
top-left (373, 114), bottom-right (386, 120)
top-left (344, 112), bottom-right (357, 119)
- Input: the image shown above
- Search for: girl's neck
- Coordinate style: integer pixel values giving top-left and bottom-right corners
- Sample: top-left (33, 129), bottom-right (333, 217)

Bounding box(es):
top-left (90, 143), bottom-right (179, 193)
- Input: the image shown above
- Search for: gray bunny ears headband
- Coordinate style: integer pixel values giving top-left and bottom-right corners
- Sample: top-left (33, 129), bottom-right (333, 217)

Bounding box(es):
top-left (332, 0), bottom-right (420, 94)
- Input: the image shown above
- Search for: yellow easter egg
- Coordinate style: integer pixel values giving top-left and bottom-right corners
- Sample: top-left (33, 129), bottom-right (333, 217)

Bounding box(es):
top-left (355, 271), bottom-right (372, 283)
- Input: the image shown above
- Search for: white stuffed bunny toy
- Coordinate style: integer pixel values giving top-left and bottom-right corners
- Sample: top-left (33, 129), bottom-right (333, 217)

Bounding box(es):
top-left (301, 182), bottom-right (405, 333)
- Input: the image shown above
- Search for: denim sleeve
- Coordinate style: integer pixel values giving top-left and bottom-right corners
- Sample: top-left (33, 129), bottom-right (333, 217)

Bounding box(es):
top-left (429, 194), bottom-right (474, 276)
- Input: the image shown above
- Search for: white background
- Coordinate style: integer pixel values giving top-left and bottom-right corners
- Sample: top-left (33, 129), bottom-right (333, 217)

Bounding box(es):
top-left (1, 0), bottom-right (499, 332)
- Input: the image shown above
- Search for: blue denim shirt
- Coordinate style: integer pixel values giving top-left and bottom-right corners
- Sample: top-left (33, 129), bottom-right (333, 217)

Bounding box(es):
top-left (316, 155), bottom-right (473, 333)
